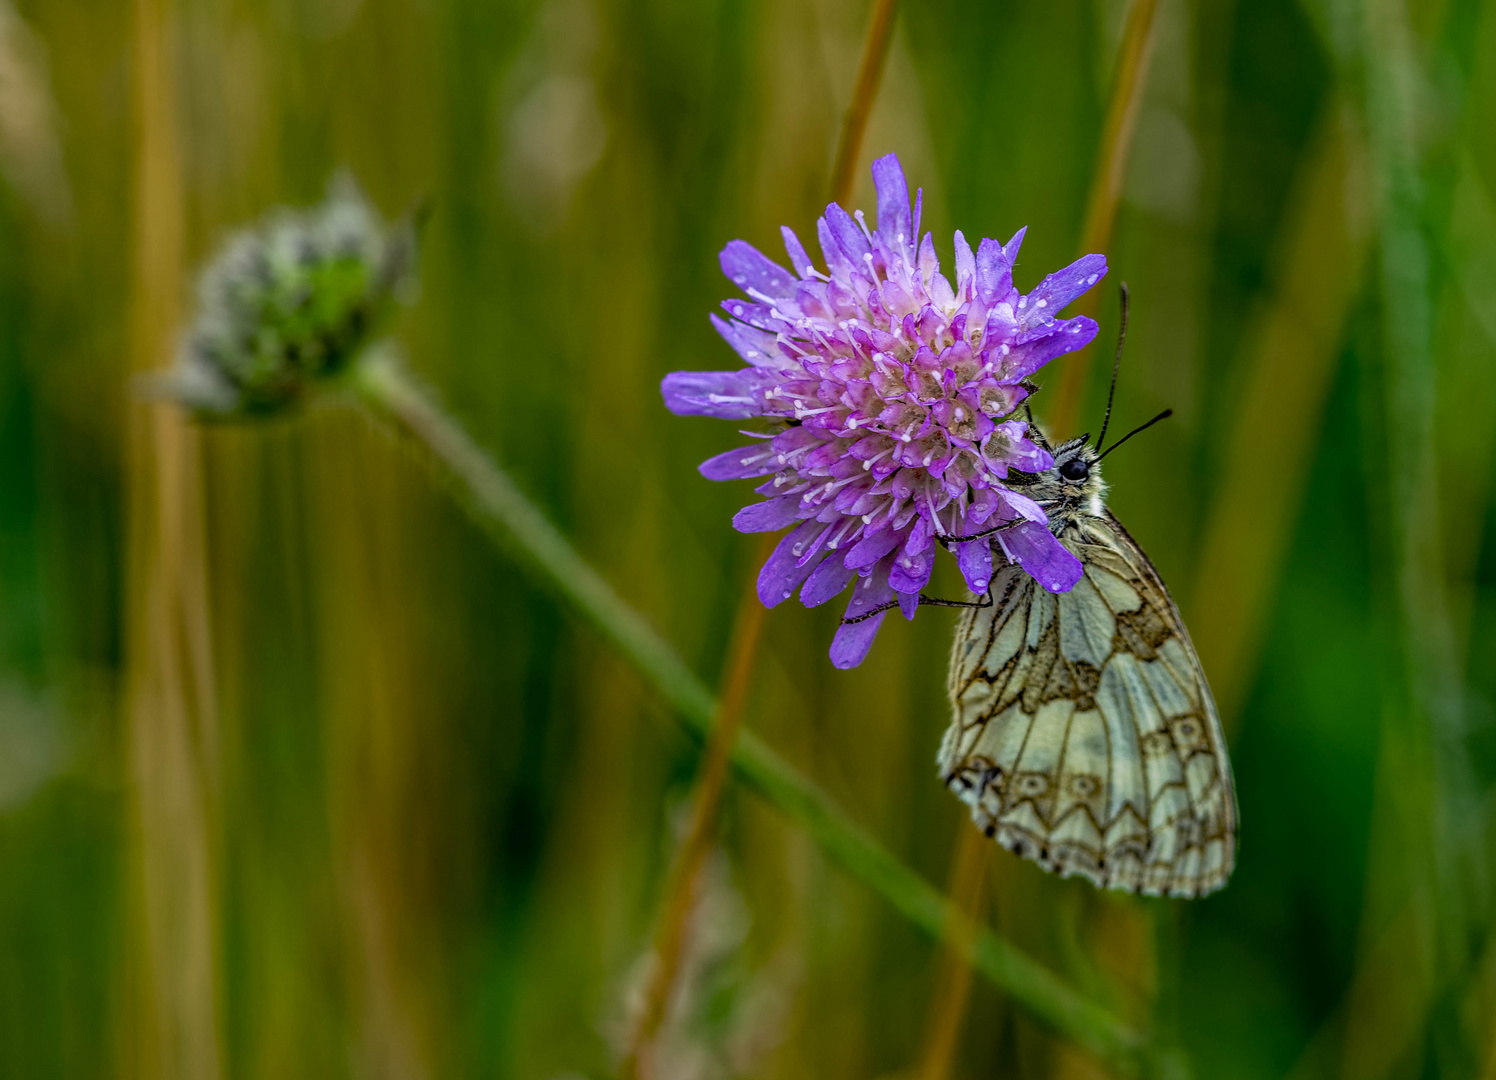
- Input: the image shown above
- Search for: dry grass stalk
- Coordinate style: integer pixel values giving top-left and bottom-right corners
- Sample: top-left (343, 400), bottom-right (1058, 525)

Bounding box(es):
top-left (123, 0), bottom-right (222, 1075)
top-left (1044, 0), bottom-right (1160, 439)
top-left (619, 4), bottom-right (904, 1074)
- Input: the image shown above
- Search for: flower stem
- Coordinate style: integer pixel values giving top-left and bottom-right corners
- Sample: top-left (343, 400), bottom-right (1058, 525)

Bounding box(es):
top-left (127, 0), bottom-right (225, 1075)
top-left (1044, 0), bottom-right (1160, 438)
top-left (913, 827), bottom-right (992, 1079)
top-left (829, 0), bottom-right (902, 208)
top-left (347, 347), bottom-right (1148, 1070)
top-left (617, 563), bottom-right (769, 1078)
top-left (624, 3), bottom-right (905, 1070)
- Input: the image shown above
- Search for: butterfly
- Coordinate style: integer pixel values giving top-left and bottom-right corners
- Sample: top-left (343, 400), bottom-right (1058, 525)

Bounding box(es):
top-left (937, 295), bottom-right (1238, 898)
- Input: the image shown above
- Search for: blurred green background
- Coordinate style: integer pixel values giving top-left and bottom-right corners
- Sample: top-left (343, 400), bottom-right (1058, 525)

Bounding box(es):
top-left (2, 0), bottom-right (1495, 1077)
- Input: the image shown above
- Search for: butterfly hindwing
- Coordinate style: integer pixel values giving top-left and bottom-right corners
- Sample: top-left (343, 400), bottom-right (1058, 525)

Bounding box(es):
top-left (940, 511), bottom-right (1238, 898)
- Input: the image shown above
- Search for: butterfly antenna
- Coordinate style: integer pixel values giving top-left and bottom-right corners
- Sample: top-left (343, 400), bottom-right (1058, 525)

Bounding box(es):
top-left (1094, 282), bottom-right (1129, 454)
top-left (1097, 408), bottom-right (1173, 461)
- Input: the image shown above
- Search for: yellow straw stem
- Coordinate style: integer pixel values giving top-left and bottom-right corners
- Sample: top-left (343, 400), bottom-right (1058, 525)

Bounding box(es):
top-left (125, 0), bottom-right (224, 1075)
top-left (617, 549), bottom-right (770, 1079)
top-left (914, 827), bottom-right (993, 1080)
top-left (830, 0), bottom-right (902, 209)
top-left (1045, 0), bottom-right (1160, 439)
top-left (622, 4), bottom-right (903, 1072)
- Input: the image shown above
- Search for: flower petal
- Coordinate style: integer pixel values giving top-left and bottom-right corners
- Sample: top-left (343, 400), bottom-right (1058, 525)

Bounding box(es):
top-left (845, 558), bottom-right (896, 617)
top-left (906, 513), bottom-right (935, 555)
top-left (817, 216), bottom-right (856, 279)
top-left (771, 424), bottom-right (827, 458)
top-left (734, 495), bottom-right (803, 533)
top-left (720, 298), bottom-right (792, 333)
top-left (1022, 253), bottom-right (1107, 319)
top-left (1006, 435), bottom-right (1053, 474)
top-left (975, 236), bottom-right (1015, 305)
top-left (845, 525), bottom-right (902, 569)
top-left (830, 611), bottom-right (885, 669)
top-left (1002, 226), bottom-right (1026, 264)
top-left (888, 532), bottom-right (935, 593)
top-left (662, 370), bottom-right (771, 418)
top-left (720, 239), bottom-right (799, 300)
top-left (955, 538), bottom-right (993, 593)
top-left (699, 444), bottom-right (780, 481)
top-left (998, 520), bottom-right (1083, 593)
top-left (758, 519), bottom-right (829, 606)
top-left (1001, 487), bottom-right (1049, 524)
top-left (824, 203), bottom-right (871, 266)
top-left (801, 553), bottom-right (856, 607)
top-left (872, 153), bottom-right (912, 246)
top-left (781, 225), bottom-right (817, 278)
top-left (1004, 315), bottom-right (1100, 379)
top-left (953, 230), bottom-right (976, 298)
top-left (897, 590), bottom-right (920, 619)
top-left (830, 561), bottom-right (896, 668)
top-left (709, 313), bottom-right (783, 368)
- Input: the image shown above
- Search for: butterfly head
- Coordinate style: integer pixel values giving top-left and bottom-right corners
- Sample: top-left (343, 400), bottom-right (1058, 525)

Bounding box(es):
top-left (1055, 439), bottom-right (1098, 487)
top-left (1006, 433), bottom-right (1106, 532)
top-left (1049, 436), bottom-right (1106, 520)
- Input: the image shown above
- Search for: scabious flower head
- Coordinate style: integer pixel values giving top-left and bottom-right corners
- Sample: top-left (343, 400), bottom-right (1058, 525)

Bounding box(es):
top-left (166, 177), bottom-right (417, 419)
top-left (663, 154), bottom-right (1105, 668)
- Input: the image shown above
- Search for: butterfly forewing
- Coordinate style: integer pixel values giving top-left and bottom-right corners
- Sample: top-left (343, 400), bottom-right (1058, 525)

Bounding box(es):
top-left (940, 511), bottom-right (1238, 898)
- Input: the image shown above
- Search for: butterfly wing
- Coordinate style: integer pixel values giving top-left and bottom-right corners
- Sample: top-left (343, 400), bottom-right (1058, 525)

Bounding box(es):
top-left (940, 511), bottom-right (1238, 897)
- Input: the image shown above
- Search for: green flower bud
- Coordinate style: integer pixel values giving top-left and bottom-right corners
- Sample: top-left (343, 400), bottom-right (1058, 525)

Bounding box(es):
top-left (167, 176), bottom-right (418, 419)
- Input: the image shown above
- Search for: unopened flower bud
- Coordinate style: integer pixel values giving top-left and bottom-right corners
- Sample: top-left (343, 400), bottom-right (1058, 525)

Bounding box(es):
top-left (165, 176), bottom-right (418, 419)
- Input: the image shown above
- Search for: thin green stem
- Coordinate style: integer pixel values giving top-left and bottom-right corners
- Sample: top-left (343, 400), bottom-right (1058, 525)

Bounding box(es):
top-left (346, 346), bottom-right (1149, 1071)
top-left (1340, 2), bottom-right (1476, 1067)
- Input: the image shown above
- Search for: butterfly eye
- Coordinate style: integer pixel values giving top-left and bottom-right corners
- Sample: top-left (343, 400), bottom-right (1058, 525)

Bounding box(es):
top-left (1059, 458), bottom-right (1089, 482)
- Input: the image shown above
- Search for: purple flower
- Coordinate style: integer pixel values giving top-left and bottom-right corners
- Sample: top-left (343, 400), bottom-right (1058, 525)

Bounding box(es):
top-left (663, 154), bottom-right (1105, 668)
